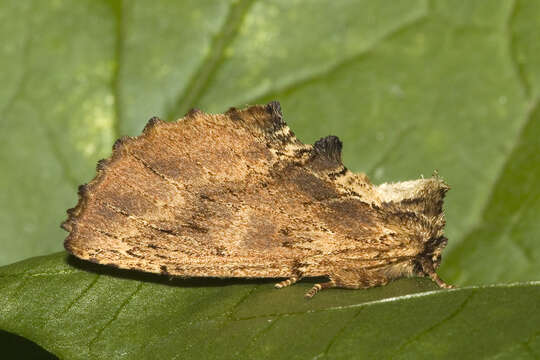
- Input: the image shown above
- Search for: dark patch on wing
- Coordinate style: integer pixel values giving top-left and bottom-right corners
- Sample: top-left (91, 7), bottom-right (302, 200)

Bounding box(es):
top-left (290, 168), bottom-right (340, 201)
top-left (328, 198), bottom-right (375, 226)
top-left (316, 198), bottom-right (377, 240)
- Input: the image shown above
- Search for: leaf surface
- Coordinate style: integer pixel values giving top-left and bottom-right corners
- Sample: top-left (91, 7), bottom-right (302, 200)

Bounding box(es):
top-left (0, 253), bottom-right (538, 360)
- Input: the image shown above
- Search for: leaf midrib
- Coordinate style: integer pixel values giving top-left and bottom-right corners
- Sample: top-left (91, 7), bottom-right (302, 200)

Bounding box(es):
top-left (1, 264), bottom-right (537, 320)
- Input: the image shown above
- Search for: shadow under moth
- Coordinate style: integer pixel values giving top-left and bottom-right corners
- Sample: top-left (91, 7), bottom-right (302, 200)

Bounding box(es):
top-left (62, 101), bottom-right (452, 298)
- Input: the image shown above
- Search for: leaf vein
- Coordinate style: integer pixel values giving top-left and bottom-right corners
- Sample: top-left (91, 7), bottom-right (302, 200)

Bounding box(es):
top-left (0, 31), bottom-right (30, 117)
top-left (229, 284), bottom-right (540, 323)
top-left (321, 308), bottom-right (364, 359)
top-left (166, 0), bottom-right (256, 120)
top-left (507, 0), bottom-right (531, 99)
top-left (446, 99), bottom-right (540, 257)
top-left (62, 274), bottom-right (100, 314)
top-left (237, 314), bottom-right (282, 357)
top-left (0, 270), bottom-right (81, 278)
top-left (87, 282), bottom-right (144, 355)
top-left (391, 290), bottom-right (476, 356)
top-left (227, 285), bottom-right (260, 320)
top-left (247, 9), bottom-right (429, 106)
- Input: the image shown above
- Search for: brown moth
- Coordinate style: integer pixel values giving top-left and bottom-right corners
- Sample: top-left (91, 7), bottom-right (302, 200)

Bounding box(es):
top-left (62, 101), bottom-right (452, 298)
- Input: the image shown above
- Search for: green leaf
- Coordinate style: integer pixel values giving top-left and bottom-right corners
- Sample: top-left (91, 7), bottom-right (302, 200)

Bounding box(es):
top-left (1, 253), bottom-right (539, 360)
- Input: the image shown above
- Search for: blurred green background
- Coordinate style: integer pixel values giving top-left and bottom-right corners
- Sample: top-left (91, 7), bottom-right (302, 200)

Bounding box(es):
top-left (1, 0), bottom-right (539, 285)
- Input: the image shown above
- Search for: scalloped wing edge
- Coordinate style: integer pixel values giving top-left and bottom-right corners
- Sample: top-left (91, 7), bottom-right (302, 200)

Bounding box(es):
top-left (62, 101), bottom-right (348, 254)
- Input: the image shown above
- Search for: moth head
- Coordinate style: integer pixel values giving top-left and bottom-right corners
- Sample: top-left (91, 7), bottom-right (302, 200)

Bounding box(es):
top-left (376, 175), bottom-right (449, 218)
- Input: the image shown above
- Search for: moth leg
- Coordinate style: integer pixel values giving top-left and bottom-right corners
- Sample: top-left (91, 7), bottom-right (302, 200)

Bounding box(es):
top-left (420, 259), bottom-right (454, 289)
top-left (305, 270), bottom-right (391, 298)
top-left (426, 269), bottom-right (454, 289)
top-left (274, 273), bottom-right (303, 289)
top-left (304, 280), bottom-right (336, 298)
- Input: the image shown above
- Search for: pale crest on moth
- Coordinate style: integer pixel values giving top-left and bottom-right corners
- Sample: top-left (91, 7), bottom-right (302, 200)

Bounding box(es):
top-left (62, 101), bottom-right (452, 298)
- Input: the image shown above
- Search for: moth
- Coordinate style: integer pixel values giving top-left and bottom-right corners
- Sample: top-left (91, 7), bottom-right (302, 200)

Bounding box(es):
top-left (62, 101), bottom-right (452, 298)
